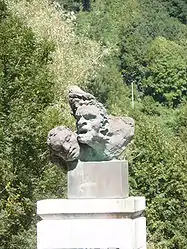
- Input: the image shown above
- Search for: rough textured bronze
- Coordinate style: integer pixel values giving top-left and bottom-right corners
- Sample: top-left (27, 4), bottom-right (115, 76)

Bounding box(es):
top-left (47, 86), bottom-right (134, 168)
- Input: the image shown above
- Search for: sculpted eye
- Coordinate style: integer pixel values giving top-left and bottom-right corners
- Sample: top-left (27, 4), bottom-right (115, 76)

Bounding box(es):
top-left (65, 135), bottom-right (70, 142)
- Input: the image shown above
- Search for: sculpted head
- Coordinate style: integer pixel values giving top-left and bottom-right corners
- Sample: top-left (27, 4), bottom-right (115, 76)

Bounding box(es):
top-left (47, 86), bottom-right (135, 166)
top-left (69, 86), bottom-right (109, 146)
top-left (47, 126), bottom-right (80, 162)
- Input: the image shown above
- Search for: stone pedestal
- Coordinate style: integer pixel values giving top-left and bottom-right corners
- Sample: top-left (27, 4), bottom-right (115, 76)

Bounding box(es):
top-left (37, 198), bottom-right (146, 249)
top-left (37, 161), bottom-right (146, 249)
top-left (68, 160), bottom-right (128, 198)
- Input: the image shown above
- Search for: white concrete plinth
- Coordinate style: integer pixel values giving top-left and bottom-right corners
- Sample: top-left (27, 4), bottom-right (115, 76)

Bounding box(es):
top-left (37, 197), bottom-right (146, 249)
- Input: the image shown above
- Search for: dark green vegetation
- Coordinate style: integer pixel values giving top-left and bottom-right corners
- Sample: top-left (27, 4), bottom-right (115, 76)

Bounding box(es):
top-left (0, 2), bottom-right (66, 248)
top-left (0, 0), bottom-right (187, 248)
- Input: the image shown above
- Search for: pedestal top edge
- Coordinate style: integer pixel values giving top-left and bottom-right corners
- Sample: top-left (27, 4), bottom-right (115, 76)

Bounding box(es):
top-left (37, 197), bottom-right (145, 215)
top-left (74, 159), bottom-right (128, 164)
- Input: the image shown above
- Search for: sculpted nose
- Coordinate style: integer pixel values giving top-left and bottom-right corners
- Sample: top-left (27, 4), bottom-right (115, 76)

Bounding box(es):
top-left (62, 142), bottom-right (69, 152)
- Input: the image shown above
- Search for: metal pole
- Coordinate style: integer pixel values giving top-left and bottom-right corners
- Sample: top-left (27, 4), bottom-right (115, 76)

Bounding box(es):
top-left (131, 81), bottom-right (134, 109)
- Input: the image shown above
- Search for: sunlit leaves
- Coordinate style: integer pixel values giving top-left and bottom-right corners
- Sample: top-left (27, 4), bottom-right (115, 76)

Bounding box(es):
top-left (142, 37), bottom-right (187, 106)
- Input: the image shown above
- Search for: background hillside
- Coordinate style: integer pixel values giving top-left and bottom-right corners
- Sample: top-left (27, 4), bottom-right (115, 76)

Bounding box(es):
top-left (0, 0), bottom-right (187, 248)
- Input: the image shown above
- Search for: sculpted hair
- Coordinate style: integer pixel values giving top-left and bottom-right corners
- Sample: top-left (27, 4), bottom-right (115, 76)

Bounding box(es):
top-left (69, 86), bottom-right (109, 137)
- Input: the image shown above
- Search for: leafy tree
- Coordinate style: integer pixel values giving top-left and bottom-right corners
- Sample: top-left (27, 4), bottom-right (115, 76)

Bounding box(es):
top-left (76, 0), bottom-right (139, 105)
top-left (129, 116), bottom-right (187, 248)
top-left (0, 7), bottom-right (59, 249)
top-left (160, 0), bottom-right (187, 24)
top-left (0, 0), bottom-right (105, 247)
top-left (54, 0), bottom-right (82, 12)
top-left (1, 0), bottom-right (187, 248)
top-left (76, 1), bottom-right (187, 248)
top-left (120, 0), bottom-right (187, 106)
top-left (141, 37), bottom-right (187, 106)
top-left (55, 0), bottom-right (91, 12)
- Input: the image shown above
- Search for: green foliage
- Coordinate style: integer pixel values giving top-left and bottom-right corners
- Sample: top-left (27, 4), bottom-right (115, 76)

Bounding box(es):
top-left (142, 37), bottom-right (187, 106)
top-left (0, 0), bottom-right (104, 247)
top-left (76, 0), bottom-right (187, 248)
top-left (129, 116), bottom-right (187, 248)
top-left (56, 0), bottom-right (82, 12)
top-left (56, 0), bottom-right (91, 12)
top-left (76, 0), bottom-right (139, 47)
top-left (120, 0), bottom-right (187, 106)
top-left (0, 0), bottom-right (7, 19)
top-left (1, 0), bottom-right (187, 248)
top-left (9, 0), bottom-right (104, 107)
top-left (0, 7), bottom-right (65, 249)
top-left (76, 0), bottom-right (139, 106)
top-left (160, 0), bottom-right (187, 24)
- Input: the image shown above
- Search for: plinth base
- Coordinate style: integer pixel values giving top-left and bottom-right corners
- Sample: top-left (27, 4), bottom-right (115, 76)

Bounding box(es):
top-left (37, 197), bottom-right (146, 249)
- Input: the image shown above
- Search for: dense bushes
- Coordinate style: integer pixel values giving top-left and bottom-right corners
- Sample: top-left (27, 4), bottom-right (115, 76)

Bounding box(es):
top-left (129, 116), bottom-right (187, 248)
top-left (0, 7), bottom-right (57, 248)
top-left (141, 37), bottom-right (187, 106)
top-left (0, 0), bottom-right (105, 247)
top-left (76, 0), bottom-right (187, 248)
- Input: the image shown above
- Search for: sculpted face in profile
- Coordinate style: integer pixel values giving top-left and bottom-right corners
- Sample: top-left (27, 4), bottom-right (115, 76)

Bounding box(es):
top-left (47, 126), bottom-right (80, 167)
top-left (47, 86), bottom-right (134, 167)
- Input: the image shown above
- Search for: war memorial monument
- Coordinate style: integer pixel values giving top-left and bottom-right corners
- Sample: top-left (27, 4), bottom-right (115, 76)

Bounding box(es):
top-left (37, 86), bottom-right (146, 249)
